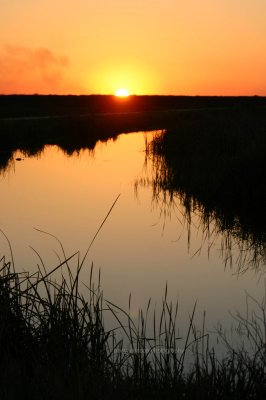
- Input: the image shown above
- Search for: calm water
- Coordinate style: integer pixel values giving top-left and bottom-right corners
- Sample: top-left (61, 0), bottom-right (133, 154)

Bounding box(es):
top-left (0, 130), bottom-right (264, 344)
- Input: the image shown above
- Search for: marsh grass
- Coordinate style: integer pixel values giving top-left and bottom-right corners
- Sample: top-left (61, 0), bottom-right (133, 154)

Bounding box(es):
top-left (1, 103), bottom-right (266, 398)
top-left (142, 107), bottom-right (266, 272)
top-left (0, 239), bottom-right (266, 399)
top-left (1, 95), bottom-right (265, 174)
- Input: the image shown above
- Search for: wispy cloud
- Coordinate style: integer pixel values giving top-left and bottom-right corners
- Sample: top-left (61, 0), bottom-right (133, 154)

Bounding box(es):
top-left (0, 45), bottom-right (78, 94)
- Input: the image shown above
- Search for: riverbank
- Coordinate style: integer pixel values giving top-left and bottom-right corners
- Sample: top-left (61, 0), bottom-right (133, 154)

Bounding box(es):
top-left (1, 96), bottom-right (265, 173)
top-left (145, 106), bottom-right (266, 272)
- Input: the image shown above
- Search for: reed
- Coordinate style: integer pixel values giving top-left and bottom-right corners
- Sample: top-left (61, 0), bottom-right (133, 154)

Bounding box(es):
top-left (0, 242), bottom-right (265, 399)
top-left (142, 107), bottom-right (266, 273)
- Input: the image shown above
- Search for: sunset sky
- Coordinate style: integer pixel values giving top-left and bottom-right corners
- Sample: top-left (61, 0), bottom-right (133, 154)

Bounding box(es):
top-left (1, 0), bottom-right (266, 95)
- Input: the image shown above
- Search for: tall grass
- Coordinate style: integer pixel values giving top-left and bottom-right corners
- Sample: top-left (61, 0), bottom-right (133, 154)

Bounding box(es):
top-left (1, 242), bottom-right (266, 399)
top-left (141, 107), bottom-right (266, 272)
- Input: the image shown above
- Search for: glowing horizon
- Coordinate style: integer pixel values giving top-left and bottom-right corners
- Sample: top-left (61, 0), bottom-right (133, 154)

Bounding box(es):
top-left (1, 1), bottom-right (266, 96)
top-left (115, 88), bottom-right (129, 97)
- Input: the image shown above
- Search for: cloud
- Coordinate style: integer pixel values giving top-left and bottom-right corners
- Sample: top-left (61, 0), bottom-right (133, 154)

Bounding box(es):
top-left (0, 45), bottom-right (77, 94)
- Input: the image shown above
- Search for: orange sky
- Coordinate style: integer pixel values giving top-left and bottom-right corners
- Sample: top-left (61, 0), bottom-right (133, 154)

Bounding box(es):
top-left (1, 0), bottom-right (266, 95)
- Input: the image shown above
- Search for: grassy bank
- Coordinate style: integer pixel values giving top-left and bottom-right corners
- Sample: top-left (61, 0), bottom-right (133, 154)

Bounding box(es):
top-left (0, 95), bottom-right (265, 175)
top-left (145, 106), bottom-right (266, 271)
top-left (1, 244), bottom-right (265, 399)
top-left (0, 109), bottom-right (187, 173)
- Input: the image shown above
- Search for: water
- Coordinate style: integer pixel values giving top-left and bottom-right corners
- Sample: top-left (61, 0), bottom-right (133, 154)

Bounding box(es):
top-left (0, 130), bottom-right (264, 349)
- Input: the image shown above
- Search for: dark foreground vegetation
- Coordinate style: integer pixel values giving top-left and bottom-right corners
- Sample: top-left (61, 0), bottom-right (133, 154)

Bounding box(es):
top-left (144, 105), bottom-right (266, 272)
top-left (1, 96), bottom-right (266, 398)
top-left (1, 242), bottom-right (266, 400)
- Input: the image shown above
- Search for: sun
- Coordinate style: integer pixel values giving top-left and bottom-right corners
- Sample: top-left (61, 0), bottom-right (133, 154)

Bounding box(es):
top-left (115, 88), bottom-right (129, 97)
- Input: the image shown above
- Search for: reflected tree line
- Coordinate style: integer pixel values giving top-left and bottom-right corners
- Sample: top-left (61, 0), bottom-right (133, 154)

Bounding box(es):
top-left (1, 100), bottom-right (266, 272)
top-left (0, 112), bottom-right (160, 172)
top-left (0, 116), bottom-right (119, 172)
top-left (1, 94), bottom-right (265, 172)
top-left (140, 107), bottom-right (266, 273)
top-left (0, 100), bottom-right (196, 172)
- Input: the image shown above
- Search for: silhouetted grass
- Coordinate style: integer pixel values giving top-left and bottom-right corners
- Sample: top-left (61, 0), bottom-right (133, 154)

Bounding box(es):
top-left (0, 109), bottom-right (188, 173)
top-left (0, 242), bottom-right (265, 399)
top-left (1, 95), bottom-right (265, 174)
top-left (144, 106), bottom-right (266, 272)
top-left (1, 99), bottom-right (266, 398)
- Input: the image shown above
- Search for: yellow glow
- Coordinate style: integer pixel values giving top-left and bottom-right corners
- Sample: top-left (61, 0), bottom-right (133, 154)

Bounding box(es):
top-left (115, 88), bottom-right (129, 97)
top-left (89, 63), bottom-right (157, 95)
top-left (1, 1), bottom-right (266, 95)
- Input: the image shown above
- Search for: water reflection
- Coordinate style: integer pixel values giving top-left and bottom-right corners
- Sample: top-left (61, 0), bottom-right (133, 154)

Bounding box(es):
top-left (137, 109), bottom-right (266, 273)
top-left (0, 121), bottom-right (120, 173)
top-left (0, 127), bottom-right (265, 349)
